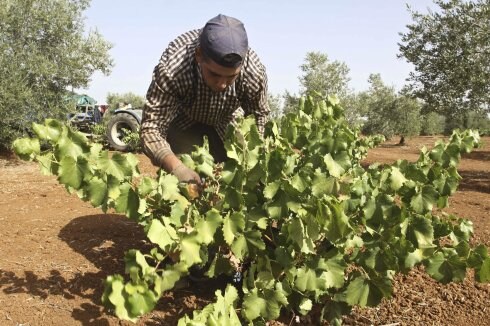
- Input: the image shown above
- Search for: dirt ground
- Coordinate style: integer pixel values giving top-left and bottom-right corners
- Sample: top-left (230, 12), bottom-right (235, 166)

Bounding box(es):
top-left (0, 136), bottom-right (489, 326)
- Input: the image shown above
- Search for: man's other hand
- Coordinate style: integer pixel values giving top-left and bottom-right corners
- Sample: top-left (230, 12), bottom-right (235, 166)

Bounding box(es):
top-left (171, 163), bottom-right (201, 185)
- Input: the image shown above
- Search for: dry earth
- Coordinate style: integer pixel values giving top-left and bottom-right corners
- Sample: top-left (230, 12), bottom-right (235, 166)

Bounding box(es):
top-left (0, 136), bottom-right (489, 326)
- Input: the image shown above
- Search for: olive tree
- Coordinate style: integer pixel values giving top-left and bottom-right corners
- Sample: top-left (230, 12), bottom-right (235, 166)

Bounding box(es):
top-left (399, 0), bottom-right (490, 117)
top-left (362, 74), bottom-right (422, 143)
top-left (298, 51), bottom-right (352, 102)
top-left (106, 92), bottom-right (146, 111)
top-left (0, 0), bottom-right (113, 149)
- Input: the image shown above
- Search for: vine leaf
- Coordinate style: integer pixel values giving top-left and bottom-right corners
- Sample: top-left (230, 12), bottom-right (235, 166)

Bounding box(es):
top-left (341, 276), bottom-right (391, 307)
top-left (58, 156), bottom-right (84, 188)
top-left (324, 153), bottom-right (345, 177)
top-left (87, 176), bottom-right (107, 207)
top-left (389, 167), bottom-right (407, 191)
top-left (426, 250), bottom-right (467, 283)
top-left (13, 137), bottom-right (40, 160)
top-left (147, 219), bottom-right (178, 251)
top-left (410, 185), bottom-right (438, 213)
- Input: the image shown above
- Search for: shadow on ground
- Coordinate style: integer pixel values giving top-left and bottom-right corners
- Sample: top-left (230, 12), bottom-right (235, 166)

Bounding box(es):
top-left (458, 170), bottom-right (490, 194)
top-left (0, 214), bottom-right (219, 325)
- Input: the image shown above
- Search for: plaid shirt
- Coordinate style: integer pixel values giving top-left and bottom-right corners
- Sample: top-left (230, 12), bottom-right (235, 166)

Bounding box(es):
top-left (141, 29), bottom-right (269, 164)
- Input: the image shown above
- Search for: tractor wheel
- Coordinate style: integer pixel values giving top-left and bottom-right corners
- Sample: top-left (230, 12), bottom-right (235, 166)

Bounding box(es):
top-left (106, 113), bottom-right (139, 151)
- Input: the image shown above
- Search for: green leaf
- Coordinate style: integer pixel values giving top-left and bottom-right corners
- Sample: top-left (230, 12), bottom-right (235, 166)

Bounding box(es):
top-left (196, 160), bottom-right (214, 178)
top-left (322, 201), bottom-right (352, 242)
top-left (206, 255), bottom-right (233, 278)
top-left (103, 275), bottom-right (137, 322)
top-left (127, 290), bottom-right (157, 317)
top-left (291, 173), bottom-right (307, 193)
top-left (324, 153), bottom-right (345, 177)
top-left (312, 172), bottom-right (337, 197)
top-left (264, 181), bottom-right (281, 199)
top-left (56, 129), bottom-right (87, 158)
top-left (295, 267), bottom-right (323, 292)
top-left (58, 156), bottom-right (84, 189)
top-left (107, 175), bottom-right (122, 200)
top-left (169, 201), bottom-right (187, 227)
top-left (405, 249), bottom-right (426, 269)
top-left (195, 209), bottom-right (223, 245)
top-left (124, 250), bottom-right (152, 279)
top-left (244, 229), bottom-right (266, 251)
top-left (426, 250), bottom-right (467, 283)
top-left (298, 298), bottom-right (312, 315)
top-left (115, 183), bottom-right (140, 220)
top-left (13, 138), bottom-right (40, 160)
top-left (147, 219), bottom-right (178, 251)
top-left (343, 276), bottom-right (391, 307)
top-left (287, 218), bottom-right (308, 253)
top-left (98, 151), bottom-right (132, 181)
top-left (247, 208), bottom-right (268, 230)
top-left (241, 286), bottom-right (288, 322)
top-left (476, 258), bottom-right (490, 283)
top-left (317, 255), bottom-right (346, 289)
top-left (410, 185), bottom-right (438, 213)
top-left (223, 188), bottom-right (242, 209)
top-left (389, 167), bottom-right (407, 191)
top-left (138, 177), bottom-right (157, 196)
top-left (223, 212), bottom-right (245, 245)
top-left (87, 176), bottom-right (107, 207)
top-left (180, 235), bottom-right (202, 266)
top-left (242, 290), bottom-right (267, 321)
top-left (322, 301), bottom-right (351, 326)
top-left (37, 153), bottom-right (56, 175)
top-left (33, 119), bottom-right (63, 141)
top-left (406, 216), bottom-right (434, 248)
top-left (266, 191), bottom-right (288, 219)
top-left (154, 265), bottom-right (184, 294)
top-left (231, 234), bottom-right (248, 260)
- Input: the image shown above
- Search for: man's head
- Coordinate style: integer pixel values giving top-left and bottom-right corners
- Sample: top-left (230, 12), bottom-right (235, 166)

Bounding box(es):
top-left (199, 14), bottom-right (248, 68)
top-left (196, 14), bottom-right (248, 92)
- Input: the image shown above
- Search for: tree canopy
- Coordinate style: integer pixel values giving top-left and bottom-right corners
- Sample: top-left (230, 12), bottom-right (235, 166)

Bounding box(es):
top-left (298, 52), bottom-right (351, 102)
top-left (398, 0), bottom-right (490, 117)
top-left (361, 74), bottom-right (421, 141)
top-left (106, 92), bottom-right (145, 111)
top-left (0, 0), bottom-right (113, 149)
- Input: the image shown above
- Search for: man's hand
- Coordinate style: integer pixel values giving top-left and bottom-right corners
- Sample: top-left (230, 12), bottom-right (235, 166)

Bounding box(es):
top-left (171, 163), bottom-right (201, 185)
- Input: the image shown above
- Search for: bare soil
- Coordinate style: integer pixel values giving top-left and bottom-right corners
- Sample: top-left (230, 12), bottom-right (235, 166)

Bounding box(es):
top-left (0, 136), bottom-right (489, 326)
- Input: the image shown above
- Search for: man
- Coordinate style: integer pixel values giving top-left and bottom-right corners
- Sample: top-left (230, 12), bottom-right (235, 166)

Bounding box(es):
top-left (141, 14), bottom-right (270, 186)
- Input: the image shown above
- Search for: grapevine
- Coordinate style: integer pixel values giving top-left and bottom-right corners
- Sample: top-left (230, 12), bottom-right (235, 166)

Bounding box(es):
top-left (13, 96), bottom-right (489, 325)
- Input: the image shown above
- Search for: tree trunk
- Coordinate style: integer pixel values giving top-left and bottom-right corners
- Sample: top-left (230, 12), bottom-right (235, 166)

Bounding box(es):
top-left (398, 135), bottom-right (405, 146)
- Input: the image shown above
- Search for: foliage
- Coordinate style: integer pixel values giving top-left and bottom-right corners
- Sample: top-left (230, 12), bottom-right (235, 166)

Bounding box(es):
top-left (464, 111), bottom-right (490, 134)
top-left (13, 97), bottom-right (489, 325)
top-left (299, 52), bottom-right (352, 102)
top-left (106, 92), bottom-right (146, 111)
top-left (90, 122), bottom-right (108, 147)
top-left (445, 110), bottom-right (490, 135)
top-left (282, 90), bottom-right (301, 116)
top-left (361, 74), bottom-right (398, 139)
top-left (399, 0), bottom-right (490, 116)
top-left (267, 93), bottom-right (283, 121)
top-left (361, 74), bottom-right (422, 141)
top-left (341, 92), bottom-right (369, 129)
top-left (0, 0), bottom-right (113, 150)
top-left (421, 112), bottom-right (446, 135)
top-left (393, 95), bottom-right (422, 140)
top-left (121, 128), bottom-right (142, 152)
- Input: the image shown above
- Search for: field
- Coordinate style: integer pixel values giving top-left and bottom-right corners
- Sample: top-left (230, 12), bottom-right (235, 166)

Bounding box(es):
top-left (1, 136), bottom-right (489, 326)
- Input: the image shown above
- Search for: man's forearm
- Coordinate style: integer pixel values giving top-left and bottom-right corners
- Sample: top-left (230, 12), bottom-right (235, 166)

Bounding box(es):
top-left (159, 152), bottom-right (183, 173)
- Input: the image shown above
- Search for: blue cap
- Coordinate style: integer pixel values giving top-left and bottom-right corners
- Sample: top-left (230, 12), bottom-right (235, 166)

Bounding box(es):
top-left (199, 14), bottom-right (248, 68)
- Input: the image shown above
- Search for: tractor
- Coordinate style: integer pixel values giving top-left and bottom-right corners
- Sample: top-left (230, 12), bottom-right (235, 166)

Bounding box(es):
top-left (67, 94), bottom-right (142, 152)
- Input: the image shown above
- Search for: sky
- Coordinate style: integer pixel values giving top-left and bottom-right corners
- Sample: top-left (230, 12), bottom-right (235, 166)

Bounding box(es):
top-left (77, 0), bottom-right (437, 104)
